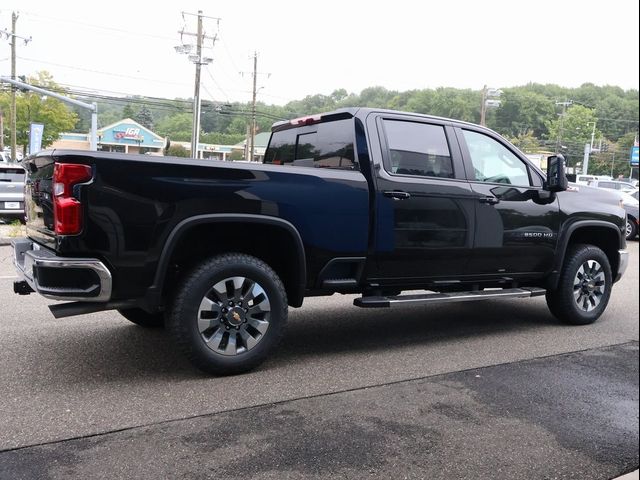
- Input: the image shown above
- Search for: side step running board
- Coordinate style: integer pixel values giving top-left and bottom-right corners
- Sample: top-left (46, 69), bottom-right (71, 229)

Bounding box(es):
top-left (354, 287), bottom-right (546, 308)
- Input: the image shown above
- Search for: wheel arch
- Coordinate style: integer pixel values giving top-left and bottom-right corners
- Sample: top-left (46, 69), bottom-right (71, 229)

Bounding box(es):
top-left (147, 214), bottom-right (307, 308)
top-left (547, 220), bottom-right (623, 289)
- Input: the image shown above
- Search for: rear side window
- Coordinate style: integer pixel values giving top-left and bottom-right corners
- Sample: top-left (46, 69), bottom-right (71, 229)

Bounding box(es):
top-left (264, 119), bottom-right (356, 170)
top-left (382, 120), bottom-right (454, 178)
top-left (0, 168), bottom-right (26, 182)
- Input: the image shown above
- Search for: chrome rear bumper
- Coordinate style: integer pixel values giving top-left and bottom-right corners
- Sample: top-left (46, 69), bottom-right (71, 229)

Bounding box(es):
top-left (12, 238), bottom-right (112, 302)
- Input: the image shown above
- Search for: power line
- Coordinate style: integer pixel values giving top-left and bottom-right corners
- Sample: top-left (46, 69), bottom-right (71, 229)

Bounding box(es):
top-left (17, 56), bottom-right (192, 87)
top-left (15, 10), bottom-right (177, 42)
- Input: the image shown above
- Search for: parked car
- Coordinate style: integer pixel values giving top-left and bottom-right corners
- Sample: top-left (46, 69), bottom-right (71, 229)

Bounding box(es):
top-left (616, 177), bottom-right (639, 188)
top-left (0, 163), bottom-right (26, 221)
top-left (618, 191), bottom-right (639, 240)
top-left (587, 179), bottom-right (638, 194)
top-left (571, 184), bottom-right (639, 240)
top-left (575, 174), bottom-right (611, 185)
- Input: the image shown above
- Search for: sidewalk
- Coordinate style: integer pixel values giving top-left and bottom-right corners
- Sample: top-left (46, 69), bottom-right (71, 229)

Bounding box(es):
top-left (616, 471), bottom-right (639, 480)
top-left (0, 222), bottom-right (25, 246)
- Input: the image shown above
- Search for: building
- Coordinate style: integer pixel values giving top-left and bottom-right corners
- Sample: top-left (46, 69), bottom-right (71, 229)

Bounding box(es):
top-left (53, 119), bottom-right (166, 155)
top-left (233, 132), bottom-right (271, 162)
top-left (52, 120), bottom-right (272, 162)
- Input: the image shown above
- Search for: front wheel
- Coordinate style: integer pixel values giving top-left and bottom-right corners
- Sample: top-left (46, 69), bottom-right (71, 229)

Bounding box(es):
top-left (167, 253), bottom-right (288, 375)
top-left (546, 244), bottom-right (612, 325)
top-left (626, 216), bottom-right (638, 240)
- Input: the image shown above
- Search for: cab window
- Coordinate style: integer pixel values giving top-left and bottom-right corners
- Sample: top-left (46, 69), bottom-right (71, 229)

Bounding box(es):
top-left (462, 130), bottom-right (531, 186)
top-left (264, 119), bottom-right (356, 170)
top-left (383, 120), bottom-right (454, 179)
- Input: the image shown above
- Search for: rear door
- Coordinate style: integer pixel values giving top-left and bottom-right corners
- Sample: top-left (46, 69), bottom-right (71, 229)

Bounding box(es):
top-left (456, 126), bottom-right (560, 276)
top-left (368, 113), bottom-right (476, 284)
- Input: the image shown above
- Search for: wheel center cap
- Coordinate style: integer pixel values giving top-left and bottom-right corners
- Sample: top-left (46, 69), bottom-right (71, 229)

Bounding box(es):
top-left (226, 307), bottom-right (245, 326)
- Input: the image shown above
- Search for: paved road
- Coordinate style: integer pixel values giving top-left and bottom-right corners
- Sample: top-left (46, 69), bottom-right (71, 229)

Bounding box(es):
top-left (0, 242), bottom-right (638, 478)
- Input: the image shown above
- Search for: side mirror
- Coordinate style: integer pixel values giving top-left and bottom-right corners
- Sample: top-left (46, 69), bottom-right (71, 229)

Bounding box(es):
top-left (546, 154), bottom-right (568, 192)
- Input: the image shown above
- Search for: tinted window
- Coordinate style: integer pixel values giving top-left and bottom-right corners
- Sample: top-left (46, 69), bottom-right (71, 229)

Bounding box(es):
top-left (264, 119), bottom-right (356, 170)
top-left (383, 120), bottom-right (453, 178)
top-left (462, 130), bottom-right (530, 186)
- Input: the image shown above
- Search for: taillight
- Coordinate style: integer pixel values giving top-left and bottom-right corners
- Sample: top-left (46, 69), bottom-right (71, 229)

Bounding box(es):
top-left (53, 163), bottom-right (92, 235)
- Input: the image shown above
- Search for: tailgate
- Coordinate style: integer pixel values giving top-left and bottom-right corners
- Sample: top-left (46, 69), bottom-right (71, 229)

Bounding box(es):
top-left (22, 154), bottom-right (56, 249)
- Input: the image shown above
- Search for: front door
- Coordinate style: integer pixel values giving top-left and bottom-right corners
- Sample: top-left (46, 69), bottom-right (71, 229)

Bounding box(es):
top-left (456, 127), bottom-right (560, 276)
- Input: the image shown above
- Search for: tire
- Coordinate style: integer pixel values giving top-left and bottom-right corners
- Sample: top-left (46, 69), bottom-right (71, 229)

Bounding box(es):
top-left (118, 308), bottom-right (165, 328)
top-left (167, 253), bottom-right (288, 375)
top-left (546, 244), bottom-right (612, 325)
top-left (625, 216), bottom-right (638, 240)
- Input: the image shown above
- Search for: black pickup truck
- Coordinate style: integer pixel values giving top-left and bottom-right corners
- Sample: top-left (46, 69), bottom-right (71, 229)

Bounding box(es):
top-left (12, 108), bottom-right (629, 375)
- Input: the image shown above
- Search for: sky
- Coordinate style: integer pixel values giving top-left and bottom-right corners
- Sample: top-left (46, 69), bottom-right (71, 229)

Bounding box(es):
top-left (1, 0), bottom-right (639, 107)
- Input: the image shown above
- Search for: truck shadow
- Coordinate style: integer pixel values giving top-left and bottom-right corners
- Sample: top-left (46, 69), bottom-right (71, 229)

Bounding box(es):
top-left (277, 296), bottom-right (559, 359)
top-left (16, 296), bottom-right (563, 385)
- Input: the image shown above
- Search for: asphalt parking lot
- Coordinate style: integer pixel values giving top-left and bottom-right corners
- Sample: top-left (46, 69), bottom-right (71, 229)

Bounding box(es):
top-left (0, 241), bottom-right (638, 479)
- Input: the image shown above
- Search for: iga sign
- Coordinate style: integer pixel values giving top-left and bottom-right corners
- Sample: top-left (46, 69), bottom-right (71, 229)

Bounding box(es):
top-left (114, 128), bottom-right (143, 141)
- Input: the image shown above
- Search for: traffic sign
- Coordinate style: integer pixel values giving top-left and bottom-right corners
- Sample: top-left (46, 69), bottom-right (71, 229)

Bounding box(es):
top-left (631, 146), bottom-right (639, 167)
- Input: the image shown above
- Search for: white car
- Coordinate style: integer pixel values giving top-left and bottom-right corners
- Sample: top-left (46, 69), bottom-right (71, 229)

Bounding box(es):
top-left (587, 179), bottom-right (638, 194)
top-left (0, 163), bottom-right (26, 220)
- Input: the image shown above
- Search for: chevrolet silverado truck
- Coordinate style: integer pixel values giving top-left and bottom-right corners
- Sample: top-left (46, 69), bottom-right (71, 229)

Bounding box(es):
top-left (12, 108), bottom-right (629, 375)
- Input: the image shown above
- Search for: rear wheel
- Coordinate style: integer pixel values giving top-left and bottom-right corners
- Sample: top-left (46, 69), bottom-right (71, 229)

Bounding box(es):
top-left (168, 253), bottom-right (287, 375)
top-left (546, 244), bottom-right (612, 325)
top-left (118, 308), bottom-right (165, 328)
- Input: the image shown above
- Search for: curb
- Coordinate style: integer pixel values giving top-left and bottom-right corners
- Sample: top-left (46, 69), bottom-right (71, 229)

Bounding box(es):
top-left (615, 471), bottom-right (639, 480)
top-left (0, 237), bottom-right (14, 246)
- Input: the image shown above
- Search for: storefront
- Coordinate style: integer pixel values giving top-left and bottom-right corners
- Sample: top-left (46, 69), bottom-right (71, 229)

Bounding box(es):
top-left (53, 118), bottom-right (166, 155)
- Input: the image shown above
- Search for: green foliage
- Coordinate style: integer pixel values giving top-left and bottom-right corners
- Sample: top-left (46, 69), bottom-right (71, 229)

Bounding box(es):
top-left (546, 105), bottom-right (602, 166)
top-left (122, 103), bottom-right (136, 119)
top-left (229, 150), bottom-right (244, 161)
top-left (200, 132), bottom-right (244, 145)
top-left (505, 131), bottom-right (542, 153)
top-left (166, 144), bottom-right (190, 157)
top-left (134, 105), bottom-right (154, 130)
top-left (0, 71), bottom-right (77, 152)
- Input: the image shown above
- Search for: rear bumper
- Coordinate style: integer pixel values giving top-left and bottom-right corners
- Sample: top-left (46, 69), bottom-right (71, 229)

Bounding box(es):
top-left (12, 238), bottom-right (112, 302)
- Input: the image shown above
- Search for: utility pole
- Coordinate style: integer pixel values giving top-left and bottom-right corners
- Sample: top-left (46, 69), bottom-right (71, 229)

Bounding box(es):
top-left (191, 11), bottom-right (203, 159)
top-left (554, 100), bottom-right (572, 154)
top-left (175, 11), bottom-right (218, 160)
top-left (2, 12), bottom-right (31, 162)
top-left (10, 12), bottom-right (17, 162)
top-left (248, 52), bottom-right (258, 162)
top-left (0, 108), bottom-right (4, 151)
top-left (480, 85), bottom-right (487, 126)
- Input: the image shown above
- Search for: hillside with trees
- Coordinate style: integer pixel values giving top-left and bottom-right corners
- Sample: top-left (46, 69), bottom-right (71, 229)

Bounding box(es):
top-left (2, 72), bottom-right (638, 176)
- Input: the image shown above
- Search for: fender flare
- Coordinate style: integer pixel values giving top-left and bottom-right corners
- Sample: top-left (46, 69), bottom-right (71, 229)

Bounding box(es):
top-left (147, 214), bottom-right (307, 307)
top-left (547, 219), bottom-right (622, 289)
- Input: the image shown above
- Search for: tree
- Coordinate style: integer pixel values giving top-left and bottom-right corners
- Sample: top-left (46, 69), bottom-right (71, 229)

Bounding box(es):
top-left (0, 71), bottom-right (77, 152)
top-left (492, 89), bottom-right (555, 138)
top-left (166, 144), bottom-right (190, 157)
top-left (546, 105), bottom-right (601, 168)
top-left (505, 131), bottom-right (542, 153)
top-left (122, 103), bottom-right (136, 120)
top-left (155, 113), bottom-right (192, 141)
top-left (134, 105), bottom-right (154, 130)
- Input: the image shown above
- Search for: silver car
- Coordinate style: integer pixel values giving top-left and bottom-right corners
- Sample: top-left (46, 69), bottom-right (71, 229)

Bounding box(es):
top-left (0, 164), bottom-right (26, 220)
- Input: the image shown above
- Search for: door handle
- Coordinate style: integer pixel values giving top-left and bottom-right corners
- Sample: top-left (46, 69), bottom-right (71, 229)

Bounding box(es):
top-left (478, 196), bottom-right (500, 205)
top-left (383, 190), bottom-right (411, 200)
